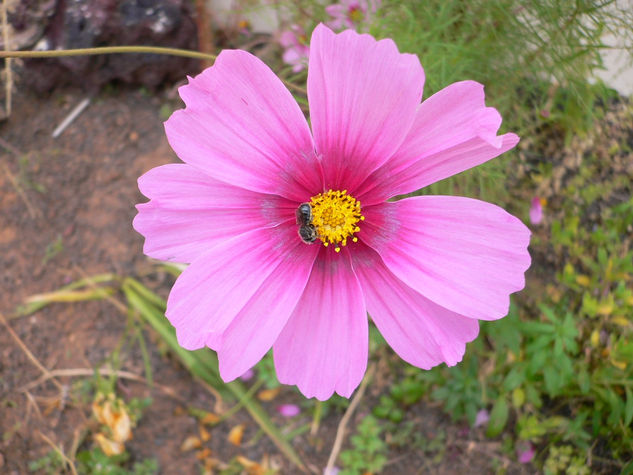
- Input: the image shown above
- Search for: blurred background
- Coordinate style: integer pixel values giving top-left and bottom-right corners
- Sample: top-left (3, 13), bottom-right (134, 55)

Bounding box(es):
top-left (1, 1), bottom-right (632, 473)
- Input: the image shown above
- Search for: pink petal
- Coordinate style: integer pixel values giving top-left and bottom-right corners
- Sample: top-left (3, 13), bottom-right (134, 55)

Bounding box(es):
top-left (273, 247), bottom-right (368, 400)
top-left (324, 4), bottom-right (345, 26)
top-left (517, 442), bottom-right (535, 463)
top-left (356, 81), bottom-right (519, 204)
top-left (282, 47), bottom-right (308, 73)
top-left (474, 409), bottom-right (490, 427)
top-left (165, 50), bottom-right (321, 201)
top-left (324, 18), bottom-right (345, 31)
top-left (133, 164), bottom-right (294, 263)
top-left (307, 24), bottom-right (424, 192)
top-left (217, 241), bottom-right (321, 381)
top-left (282, 47), bottom-right (301, 63)
top-left (165, 225), bottom-right (318, 352)
top-left (277, 404), bottom-right (301, 417)
top-left (351, 243), bottom-right (479, 369)
top-left (529, 197), bottom-right (543, 224)
top-left (279, 30), bottom-right (298, 48)
top-left (361, 196), bottom-right (531, 321)
top-left (239, 369), bottom-right (255, 381)
top-left (325, 4), bottom-right (344, 16)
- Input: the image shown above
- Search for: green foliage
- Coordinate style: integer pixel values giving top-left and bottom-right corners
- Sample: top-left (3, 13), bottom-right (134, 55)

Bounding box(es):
top-left (76, 449), bottom-right (158, 475)
top-left (28, 450), bottom-right (66, 474)
top-left (543, 445), bottom-right (590, 475)
top-left (486, 397), bottom-right (509, 438)
top-left (278, 0), bottom-right (632, 202)
top-left (42, 234), bottom-right (64, 265)
top-left (393, 102), bottom-right (633, 469)
top-left (339, 415), bottom-right (388, 475)
top-left (372, 373), bottom-right (425, 423)
top-left (254, 351), bottom-right (281, 389)
top-left (425, 353), bottom-right (484, 425)
top-left (375, 0), bottom-right (631, 135)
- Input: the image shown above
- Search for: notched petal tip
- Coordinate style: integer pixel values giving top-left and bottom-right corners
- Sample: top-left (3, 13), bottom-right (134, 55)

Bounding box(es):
top-left (308, 23), bottom-right (425, 192)
top-left (273, 248), bottom-right (368, 401)
top-left (361, 197), bottom-right (531, 322)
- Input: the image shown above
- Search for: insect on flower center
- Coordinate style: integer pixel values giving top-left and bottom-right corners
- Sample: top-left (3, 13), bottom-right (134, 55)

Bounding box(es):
top-left (310, 189), bottom-right (364, 253)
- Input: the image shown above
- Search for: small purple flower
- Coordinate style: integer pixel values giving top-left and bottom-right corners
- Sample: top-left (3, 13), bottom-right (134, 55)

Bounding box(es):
top-left (517, 441), bottom-right (535, 463)
top-left (277, 404), bottom-right (301, 417)
top-left (239, 368), bottom-right (255, 381)
top-left (325, 0), bottom-right (380, 31)
top-left (279, 25), bottom-right (310, 73)
top-left (474, 409), bottom-right (490, 427)
top-left (529, 197), bottom-right (544, 225)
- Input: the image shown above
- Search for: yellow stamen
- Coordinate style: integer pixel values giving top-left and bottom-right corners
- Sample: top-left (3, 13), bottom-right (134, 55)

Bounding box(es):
top-left (310, 189), bottom-right (364, 252)
top-left (349, 7), bottom-right (364, 23)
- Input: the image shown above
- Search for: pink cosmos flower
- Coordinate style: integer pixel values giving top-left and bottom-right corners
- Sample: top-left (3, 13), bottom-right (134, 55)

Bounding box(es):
top-left (133, 25), bottom-right (531, 401)
top-left (325, 0), bottom-right (379, 31)
top-left (279, 24), bottom-right (310, 73)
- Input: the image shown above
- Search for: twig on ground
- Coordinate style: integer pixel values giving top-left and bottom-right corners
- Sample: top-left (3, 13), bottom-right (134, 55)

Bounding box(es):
top-left (37, 430), bottom-right (79, 475)
top-left (1, 161), bottom-right (40, 219)
top-left (2, 0), bottom-right (12, 117)
top-left (52, 97), bottom-right (91, 138)
top-left (0, 311), bottom-right (62, 390)
top-left (24, 390), bottom-right (43, 424)
top-left (21, 367), bottom-right (185, 402)
top-left (0, 135), bottom-right (22, 155)
top-left (324, 363), bottom-right (376, 474)
top-left (69, 426), bottom-right (90, 468)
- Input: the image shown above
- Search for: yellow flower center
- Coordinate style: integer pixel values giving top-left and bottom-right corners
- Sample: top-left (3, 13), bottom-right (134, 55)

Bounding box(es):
top-left (349, 7), bottom-right (364, 23)
top-left (310, 189), bottom-right (364, 253)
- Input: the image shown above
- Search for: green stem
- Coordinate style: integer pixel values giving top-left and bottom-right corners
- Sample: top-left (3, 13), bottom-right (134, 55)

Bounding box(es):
top-left (1, 45), bottom-right (309, 95)
top-left (0, 46), bottom-right (216, 61)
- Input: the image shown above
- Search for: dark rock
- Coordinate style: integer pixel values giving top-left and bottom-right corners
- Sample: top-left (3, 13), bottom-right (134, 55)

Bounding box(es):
top-left (17, 0), bottom-right (199, 92)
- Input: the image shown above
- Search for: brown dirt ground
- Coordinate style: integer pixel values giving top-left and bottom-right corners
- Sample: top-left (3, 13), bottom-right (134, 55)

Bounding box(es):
top-left (0, 87), bottom-right (531, 474)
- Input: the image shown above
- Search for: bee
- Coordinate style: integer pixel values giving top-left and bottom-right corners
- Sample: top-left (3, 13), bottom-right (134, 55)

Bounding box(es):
top-left (296, 203), bottom-right (313, 225)
top-left (298, 223), bottom-right (318, 243)
top-left (296, 203), bottom-right (317, 244)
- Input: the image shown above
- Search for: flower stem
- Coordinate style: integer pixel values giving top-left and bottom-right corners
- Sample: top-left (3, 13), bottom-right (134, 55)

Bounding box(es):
top-left (0, 46), bottom-right (309, 95)
top-left (0, 46), bottom-right (216, 61)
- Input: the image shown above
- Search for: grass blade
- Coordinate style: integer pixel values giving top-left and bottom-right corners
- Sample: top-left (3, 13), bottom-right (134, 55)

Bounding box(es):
top-left (122, 278), bottom-right (307, 472)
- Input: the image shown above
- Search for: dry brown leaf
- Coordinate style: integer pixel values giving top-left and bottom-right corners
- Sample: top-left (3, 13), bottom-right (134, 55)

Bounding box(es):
top-left (200, 412), bottom-right (221, 425)
top-left (196, 448), bottom-right (212, 460)
top-left (92, 394), bottom-right (132, 443)
top-left (199, 424), bottom-right (211, 442)
top-left (236, 455), bottom-right (266, 475)
top-left (227, 424), bottom-right (245, 446)
top-left (236, 455), bottom-right (259, 468)
top-left (257, 388), bottom-right (280, 401)
top-left (94, 433), bottom-right (125, 456)
top-left (180, 435), bottom-right (202, 452)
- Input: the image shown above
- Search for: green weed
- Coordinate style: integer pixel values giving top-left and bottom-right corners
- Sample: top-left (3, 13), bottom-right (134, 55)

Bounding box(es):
top-left (339, 415), bottom-right (388, 475)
